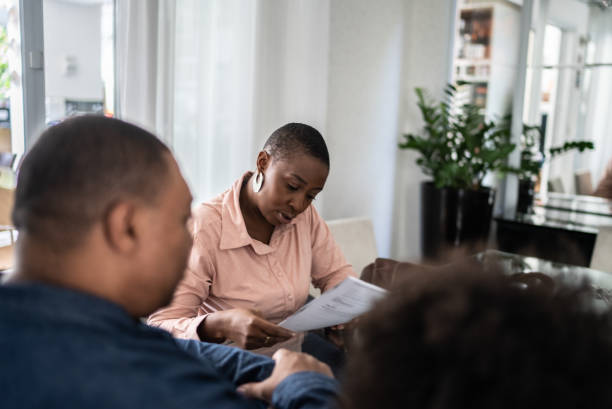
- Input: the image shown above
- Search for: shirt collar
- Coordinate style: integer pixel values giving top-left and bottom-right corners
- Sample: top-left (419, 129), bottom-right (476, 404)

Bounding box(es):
top-left (219, 172), bottom-right (253, 251)
top-left (0, 282), bottom-right (139, 331)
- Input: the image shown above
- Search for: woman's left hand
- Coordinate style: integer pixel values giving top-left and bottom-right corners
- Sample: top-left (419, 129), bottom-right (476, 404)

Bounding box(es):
top-left (325, 318), bottom-right (360, 348)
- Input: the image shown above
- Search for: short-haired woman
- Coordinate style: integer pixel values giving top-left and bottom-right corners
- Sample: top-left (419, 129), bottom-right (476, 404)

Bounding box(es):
top-left (148, 123), bottom-right (356, 357)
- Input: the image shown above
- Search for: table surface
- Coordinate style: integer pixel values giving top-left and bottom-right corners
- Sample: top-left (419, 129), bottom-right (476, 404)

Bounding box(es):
top-left (536, 192), bottom-right (612, 215)
top-left (476, 250), bottom-right (612, 304)
top-left (496, 193), bottom-right (612, 234)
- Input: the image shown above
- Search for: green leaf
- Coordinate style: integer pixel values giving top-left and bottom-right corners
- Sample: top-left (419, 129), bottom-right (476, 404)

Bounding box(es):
top-left (399, 84), bottom-right (520, 189)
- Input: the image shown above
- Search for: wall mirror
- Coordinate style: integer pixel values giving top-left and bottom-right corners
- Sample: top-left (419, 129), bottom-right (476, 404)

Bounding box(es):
top-left (521, 0), bottom-right (612, 197)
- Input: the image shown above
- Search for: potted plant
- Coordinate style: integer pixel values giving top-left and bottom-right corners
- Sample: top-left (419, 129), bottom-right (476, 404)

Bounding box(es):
top-left (510, 123), bottom-right (594, 213)
top-left (399, 84), bottom-right (516, 259)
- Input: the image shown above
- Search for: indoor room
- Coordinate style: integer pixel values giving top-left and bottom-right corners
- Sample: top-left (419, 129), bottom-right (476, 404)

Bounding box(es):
top-left (2, 0), bottom-right (612, 408)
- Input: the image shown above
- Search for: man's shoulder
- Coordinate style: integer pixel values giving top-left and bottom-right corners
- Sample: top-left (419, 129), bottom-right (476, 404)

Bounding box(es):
top-left (0, 317), bottom-right (240, 409)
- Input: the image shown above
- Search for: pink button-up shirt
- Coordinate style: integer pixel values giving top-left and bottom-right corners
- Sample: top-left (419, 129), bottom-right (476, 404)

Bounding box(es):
top-left (148, 173), bottom-right (356, 354)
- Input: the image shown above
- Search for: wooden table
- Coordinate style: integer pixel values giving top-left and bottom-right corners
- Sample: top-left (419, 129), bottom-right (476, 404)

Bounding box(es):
top-left (495, 193), bottom-right (612, 266)
top-left (476, 249), bottom-right (612, 305)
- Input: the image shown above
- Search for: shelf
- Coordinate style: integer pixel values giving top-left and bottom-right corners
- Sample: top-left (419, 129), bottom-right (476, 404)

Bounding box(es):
top-left (456, 76), bottom-right (490, 83)
top-left (454, 58), bottom-right (491, 65)
top-left (451, 0), bottom-right (521, 117)
top-left (459, 2), bottom-right (497, 11)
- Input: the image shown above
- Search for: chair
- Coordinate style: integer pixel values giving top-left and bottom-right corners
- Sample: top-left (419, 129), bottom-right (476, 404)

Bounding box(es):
top-left (309, 217), bottom-right (378, 297)
top-left (0, 187), bottom-right (15, 271)
top-left (0, 152), bottom-right (16, 169)
top-left (548, 177), bottom-right (565, 193)
top-left (590, 226), bottom-right (612, 273)
top-left (327, 217), bottom-right (378, 277)
top-left (575, 169), bottom-right (593, 196)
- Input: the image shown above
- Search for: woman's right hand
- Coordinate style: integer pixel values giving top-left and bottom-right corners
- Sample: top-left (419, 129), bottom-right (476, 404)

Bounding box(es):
top-left (199, 308), bottom-right (296, 350)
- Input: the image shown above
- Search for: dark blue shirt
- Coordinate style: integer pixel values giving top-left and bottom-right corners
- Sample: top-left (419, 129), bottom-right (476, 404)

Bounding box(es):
top-left (0, 283), bottom-right (338, 409)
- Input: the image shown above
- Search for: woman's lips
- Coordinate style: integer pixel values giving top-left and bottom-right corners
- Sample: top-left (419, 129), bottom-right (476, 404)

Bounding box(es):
top-left (279, 212), bottom-right (293, 224)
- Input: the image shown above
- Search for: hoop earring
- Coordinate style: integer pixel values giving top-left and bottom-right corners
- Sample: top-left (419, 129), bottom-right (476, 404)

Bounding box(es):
top-left (252, 171), bottom-right (264, 193)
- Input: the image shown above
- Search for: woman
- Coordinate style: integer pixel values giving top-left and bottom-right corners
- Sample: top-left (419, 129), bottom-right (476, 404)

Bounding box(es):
top-left (148, 123), bottom-right (356, 355)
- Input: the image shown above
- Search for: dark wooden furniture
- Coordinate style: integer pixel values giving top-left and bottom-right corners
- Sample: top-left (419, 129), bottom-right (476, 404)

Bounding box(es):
top-left (495, 193), bottom-right (612, 266)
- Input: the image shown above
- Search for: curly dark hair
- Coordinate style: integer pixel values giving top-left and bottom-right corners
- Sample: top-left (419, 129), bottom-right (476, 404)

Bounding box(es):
top-left (341, 263), bottom-right (612, 409)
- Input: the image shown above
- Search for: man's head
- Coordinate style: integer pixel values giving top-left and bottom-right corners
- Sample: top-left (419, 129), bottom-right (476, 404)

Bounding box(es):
top-left (342, 264), bottom-right (612, 409)
top-left (12, 116), bottom-right (193, 317)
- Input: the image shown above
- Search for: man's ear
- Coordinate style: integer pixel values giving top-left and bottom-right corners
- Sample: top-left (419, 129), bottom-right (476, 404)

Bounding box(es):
top-left (256, 151), bottom-right (270, 173)
top-left (103, 201), bottom-right (138, 254)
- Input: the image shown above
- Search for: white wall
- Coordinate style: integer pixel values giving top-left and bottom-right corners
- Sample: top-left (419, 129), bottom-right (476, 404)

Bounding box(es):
top-left (252, 0), bottom-right (331, 159)
top-left (43, 0), bottom-right (103, 101)
top-left (315, 0), bottom-right (455, 261)
top-left (320, 0), bottom-right (405, 259)
top-left (391, 0), bottom-right (455, 261)
top-left (249, 0), bottom-right (454, 261)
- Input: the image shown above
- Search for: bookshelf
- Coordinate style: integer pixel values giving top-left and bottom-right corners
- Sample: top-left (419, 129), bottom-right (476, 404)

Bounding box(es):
top-left (452, 0), bottom-right (521, 119)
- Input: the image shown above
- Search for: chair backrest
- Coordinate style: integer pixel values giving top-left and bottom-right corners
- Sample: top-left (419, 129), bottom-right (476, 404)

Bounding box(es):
top-left (548, 177), bottom-right (565, 193)
top-left (0, 187), bottom-right (15, 271)
top-left (0, 187), bottom-right (14, 228)
top-left (575, 169), bottom-right (593, 196)
top-left (309, 217), bottom-right (378, 298)
top-left (0, 152), bottom-right (16, 169)
top-left (591, 226), bottom-right (612, 273)
top-left (326, 217), bottom-right (378, 277)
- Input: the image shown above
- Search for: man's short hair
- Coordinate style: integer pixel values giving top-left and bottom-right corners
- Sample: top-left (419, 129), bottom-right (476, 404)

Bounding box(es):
top-left (342, 263), bottom-right (612, 409)
top-left (263, 123), bottom-right (330, 168)
top-left (13, 115), bottom-right (170, 249)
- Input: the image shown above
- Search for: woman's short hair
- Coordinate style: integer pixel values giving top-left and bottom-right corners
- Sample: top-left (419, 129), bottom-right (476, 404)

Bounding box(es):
top-left (263, 123), bottom-right (330, 168)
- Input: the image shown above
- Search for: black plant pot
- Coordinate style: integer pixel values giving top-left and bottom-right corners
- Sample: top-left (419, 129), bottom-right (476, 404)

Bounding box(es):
top-left (421, 181), bottom-right (496, 260)
top-left (517, 178), bottom-right (535, 214)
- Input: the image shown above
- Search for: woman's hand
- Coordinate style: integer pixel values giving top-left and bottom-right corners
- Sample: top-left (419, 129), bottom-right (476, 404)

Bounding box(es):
top-left (325, 325), bottom-right (346, 348)
top-left (199, 308), bottom-right (295, 349)
top-left (325, 318), bottom-right (360, 349)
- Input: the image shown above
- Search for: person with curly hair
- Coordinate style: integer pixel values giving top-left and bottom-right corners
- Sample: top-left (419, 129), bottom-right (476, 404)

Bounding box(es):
top-left (341, 262), bottom-right (612, 409)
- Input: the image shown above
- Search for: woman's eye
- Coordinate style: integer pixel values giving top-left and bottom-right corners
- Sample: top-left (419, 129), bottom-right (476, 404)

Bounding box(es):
top-left (287, 184), bottom-right (298, 191)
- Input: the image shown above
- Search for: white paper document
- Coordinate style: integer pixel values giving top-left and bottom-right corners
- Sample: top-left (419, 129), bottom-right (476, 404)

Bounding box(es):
top-left (279, 276), bottom-right (388, 332)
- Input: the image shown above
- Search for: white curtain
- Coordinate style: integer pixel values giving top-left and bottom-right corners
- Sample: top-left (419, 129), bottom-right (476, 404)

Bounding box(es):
top-left (116, 0), bottom-right (176, 142)
top-left (116, 0), bottom-right (331, 204)
top-left (116, 0), bottom-right (158, 133)
top-left (171, 0), bottom-right (257, 202)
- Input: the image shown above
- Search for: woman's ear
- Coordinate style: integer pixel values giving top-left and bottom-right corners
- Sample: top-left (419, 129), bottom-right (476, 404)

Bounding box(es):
top-left (256, 151), bottom-right (270, 173)
top-left (103, 201), bottom-right (138, 254)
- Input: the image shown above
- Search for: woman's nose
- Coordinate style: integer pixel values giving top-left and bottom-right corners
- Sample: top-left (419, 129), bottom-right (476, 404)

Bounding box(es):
top-left (289, 194), bottom-right (307, 213)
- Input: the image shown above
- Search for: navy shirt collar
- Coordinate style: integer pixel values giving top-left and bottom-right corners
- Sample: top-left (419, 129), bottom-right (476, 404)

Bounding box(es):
top-left (0, 282), bottom-right (140, 332)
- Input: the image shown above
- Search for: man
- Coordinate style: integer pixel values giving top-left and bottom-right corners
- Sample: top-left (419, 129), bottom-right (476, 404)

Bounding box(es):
top-left (0, 116), bottom-right (336, 409)
top-left (340, 262), bottom-right (612, 409)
